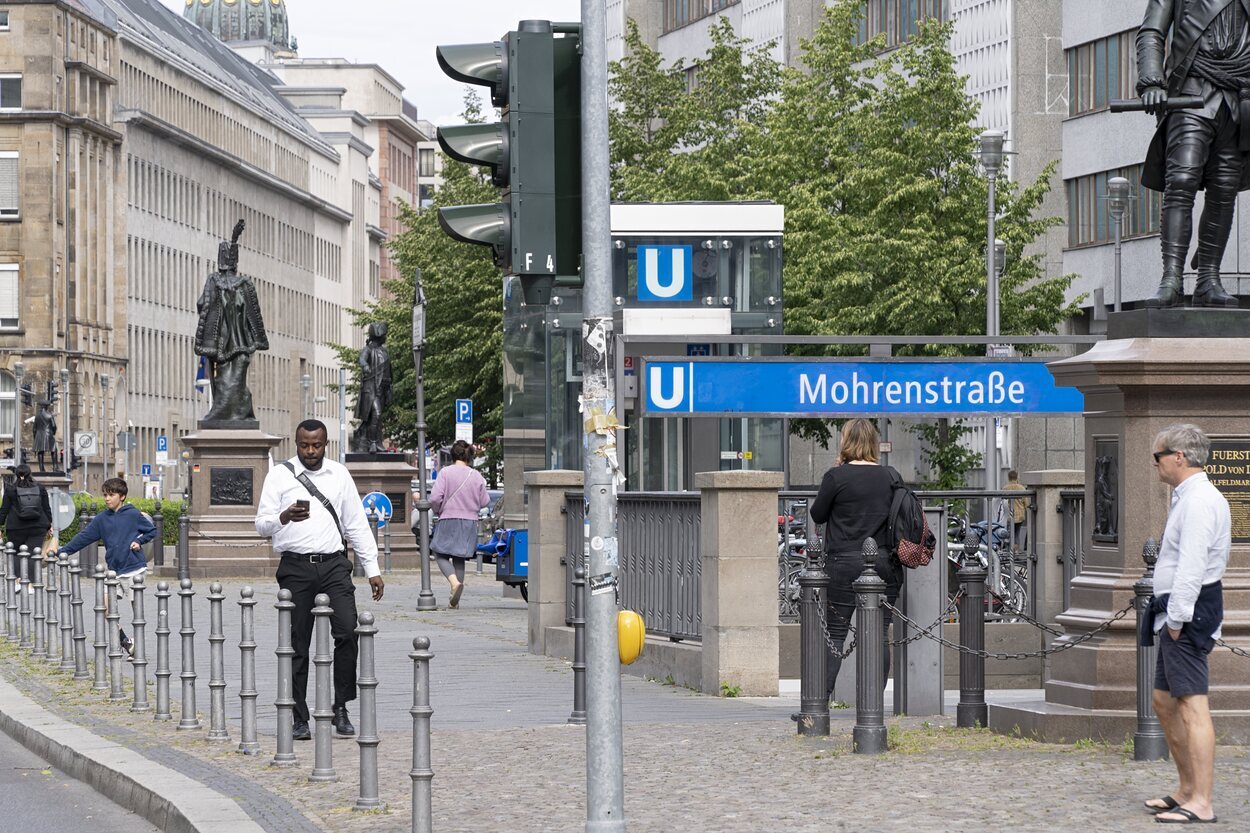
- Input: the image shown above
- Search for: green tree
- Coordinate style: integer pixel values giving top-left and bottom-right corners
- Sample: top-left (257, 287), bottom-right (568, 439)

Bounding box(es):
top-left (333, 91), bottom-right (504, 474)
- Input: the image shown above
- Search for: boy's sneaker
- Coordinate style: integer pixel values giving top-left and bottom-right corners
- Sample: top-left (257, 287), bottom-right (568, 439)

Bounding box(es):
top-left (119, 631), bottom-right (134, 658)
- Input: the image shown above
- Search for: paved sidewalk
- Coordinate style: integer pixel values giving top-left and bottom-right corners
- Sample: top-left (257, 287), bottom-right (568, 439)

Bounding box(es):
top-left (3, 571), bottom-right (1250, 832)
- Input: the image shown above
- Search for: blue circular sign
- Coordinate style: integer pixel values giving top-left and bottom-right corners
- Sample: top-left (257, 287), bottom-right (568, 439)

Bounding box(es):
top-left (362, 491), bottom-right (393, 528)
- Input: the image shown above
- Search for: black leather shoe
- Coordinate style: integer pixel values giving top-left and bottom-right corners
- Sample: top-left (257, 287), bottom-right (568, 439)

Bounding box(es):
top-left (292, 719), bottom-right (312, 741)
top-left (332, 705), bottom-right (355, 737)
top-left (1193, 277), bottom-right (1238, 308)
top-left (1145, 272), bottom-right (1185, 309)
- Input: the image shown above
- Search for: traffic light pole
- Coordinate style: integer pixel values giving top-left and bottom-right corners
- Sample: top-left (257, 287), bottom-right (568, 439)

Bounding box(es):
top-left (580, 3), bottom-right (625, 831)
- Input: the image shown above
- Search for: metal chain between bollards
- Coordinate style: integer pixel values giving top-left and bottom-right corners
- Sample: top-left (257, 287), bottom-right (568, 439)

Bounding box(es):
top-left (354, 611), bottom-right (384, 812)
top-left (131, 575), bottom-right (150, 713)
top-left (309, 594), bottom-right (337, 782)
top-left (154, 582), bottom-right (173, 721)
top-left (886, 595), bottom-right (960, 647)
top-left (271, 588), bottom-right (298, 768)
top-left (1216, 638), bottom-right (1250, 659)
top-left (207, 583), bottom-right (230, 741)
top-left (177, 578), bottom-right (201, 730)
top-left (238, 587), bottom-right (260, 754)
top-left (815, 596), bottom-right (857, 660)
top-left (410, 636), bottom-right (434, 833)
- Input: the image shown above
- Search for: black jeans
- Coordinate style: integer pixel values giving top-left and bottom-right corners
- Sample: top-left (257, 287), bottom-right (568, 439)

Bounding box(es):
top-left (825, 551), bottom-right (902, 699)
top-left (276, 553), bottom-right (359, 723)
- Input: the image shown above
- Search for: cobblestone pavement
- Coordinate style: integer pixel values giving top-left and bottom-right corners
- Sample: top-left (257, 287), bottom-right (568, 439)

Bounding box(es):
top-left (4, 571), bottom-right (1250, 832)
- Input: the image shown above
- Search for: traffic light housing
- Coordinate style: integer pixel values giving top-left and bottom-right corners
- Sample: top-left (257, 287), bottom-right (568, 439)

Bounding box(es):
top-left (435, 20), bottom-right (581, 305)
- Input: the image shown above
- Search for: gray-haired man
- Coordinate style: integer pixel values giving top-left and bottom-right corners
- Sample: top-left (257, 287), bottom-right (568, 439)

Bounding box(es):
top-left (1144, 424), bottom-right (1230, 824)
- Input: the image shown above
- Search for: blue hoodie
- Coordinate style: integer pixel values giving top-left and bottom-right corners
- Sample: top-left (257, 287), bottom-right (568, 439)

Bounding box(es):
top-left (59, 503), bottom-right (156, 575)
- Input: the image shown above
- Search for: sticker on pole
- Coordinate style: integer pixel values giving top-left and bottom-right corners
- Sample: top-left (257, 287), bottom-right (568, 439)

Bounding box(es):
top-left (361, 491), bottom-right (393, 528)
top-left (589, 573), bottom-right (618, 597)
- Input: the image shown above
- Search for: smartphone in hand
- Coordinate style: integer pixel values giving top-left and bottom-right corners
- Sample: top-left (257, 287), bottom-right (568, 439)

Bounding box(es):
top-left (295, 499), bottom-right (310, 512)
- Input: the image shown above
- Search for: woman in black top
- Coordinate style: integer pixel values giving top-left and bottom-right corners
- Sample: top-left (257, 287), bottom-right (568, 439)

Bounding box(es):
top-left (809, 418), bottom-right (903, 699)
top-left (0, 463), bottom-right (53, 579)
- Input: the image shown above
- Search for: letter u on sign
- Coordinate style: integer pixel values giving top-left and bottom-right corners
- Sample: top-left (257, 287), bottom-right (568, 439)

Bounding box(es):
top-left (637, 245), bottom-right (693, 302)
top-left (647, 364), bottom-right (691, 412)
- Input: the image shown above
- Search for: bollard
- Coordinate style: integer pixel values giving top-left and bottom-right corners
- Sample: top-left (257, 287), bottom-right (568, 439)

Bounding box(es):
top-left (568, 566), bottom-right (587, 725)
top-left (383, 517), bottom-right (393, 575)
top-left (43, 551), bottom-right (59, 664)
top-left (92, 564), bottom-right (108, 691)
top-left (309, 593), bottom-right (337, 782)
top-left (207, 582), bottom-right (229, 741)
top-left (177, 578), bottom-right (201, 730)
top-left (58, 553), bottom-right (74, 672)
top-left (237, 587), bottom-right (260, 754)
top-left (271, 588), bottom-right (297, 767)
top-left (475, 534), bottom-right (483, 576)
top-left (797, 548), bottom-right (830, 736)
top-left (177, 512), bottom-right (190, 582)
top-left (4, 541), bottom-right (15, 641)
top-left (106, 571), bottom-right (126, 702)
top-left (852, 538), bottom-right (887, 754)
top-left (956, 530), bottom-right (989, 729)
top-left (1135, 538), bottom-right (1169, 762)
top-left (410, 636), bottom-right (434, 833)
top-left (31, 547), bottom-right (47, 658)
top-left (152, 500), bottom-right (165, 567)
top-left (19, 545), bottom-right (32, 650)
top-left (154, 582), bottom-right (173, 721)
top-left (70, 557), bottom-right (89, 680)
top-left (354, 611), bottom-right (385, 811)
top-left (131, 575), bottom-right (150, 712)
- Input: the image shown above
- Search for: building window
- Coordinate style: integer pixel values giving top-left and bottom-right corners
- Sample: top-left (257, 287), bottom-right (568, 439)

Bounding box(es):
top-left (1065, 165), bottom-right (1161, 248)
top-left (856, 0), bottom-right (948, 49)
top-left (418, 147), bottom-right (435, 178)
top-left (663, 0), bottom-right (739, 34)
top-left (684, 64), bottom-right (701, 92)
top-left (0, 263), bottom-right (16, 329)
top-left (418, 184), bottom-right (435, 208)
top-left (0, 11), bottom-right (10, 31)
top-left (0, 152), bottom-right (15, 219)
top-left (0, 74), bottom-right (19, 110)
top-left (1068, 31), bottom-right (1137, 116)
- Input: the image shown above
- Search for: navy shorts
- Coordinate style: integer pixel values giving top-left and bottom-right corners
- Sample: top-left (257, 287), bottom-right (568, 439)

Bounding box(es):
top-left (1154, 627), bottom-right (1212, 698)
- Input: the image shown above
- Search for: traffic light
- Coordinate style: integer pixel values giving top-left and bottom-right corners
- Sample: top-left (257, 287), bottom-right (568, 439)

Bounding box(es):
top-left (435, 20), bottom-right (581, 305)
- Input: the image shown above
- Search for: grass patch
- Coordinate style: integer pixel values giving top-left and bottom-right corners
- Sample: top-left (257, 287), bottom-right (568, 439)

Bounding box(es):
top-left (885, 721), bottom-right (1039, 754)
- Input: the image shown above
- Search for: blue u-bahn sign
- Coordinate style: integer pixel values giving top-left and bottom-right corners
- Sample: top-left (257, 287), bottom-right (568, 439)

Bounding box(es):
top-left (642, 358), bottom-right (1084, 417)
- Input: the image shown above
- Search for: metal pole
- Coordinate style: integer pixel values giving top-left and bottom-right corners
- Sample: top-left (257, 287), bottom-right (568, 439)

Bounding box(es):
top-left (131, 574), bottom-right (150, 712)
top-left (13, 362), bottom-right (23, 466)
top-left (31, 548), bottom-right (47, 659)
top-left (383, 519), bottom-right (392, 575)
top-left (309, 593), bottom-right (337, 782)
top-left (238, 586), bottom-right (260, 754)
top-left (92, 563), bottom-right (107, 690)
top-left (1108, 176), bottom-right (1130, 314)
top-left (581, 3), bottom-right (625, 829)
top-left (413, 309), bottom-right (436, 611)
top-left (152, 499), bottom-right (165, 567)
top-left (101, 374), bottom-right (110, 479)
top-left (58, 553), bottom-right (74, 672)
top-left (339, 367), bottom-right (347, 465)
top-left (207, 582), bottom-right (229, 741)
top-left (1135, 538), bottom-right (1168, 761)
top-left (354, 611), bottom-right (384, 811)
top-left (18, 546), bottom-right (31, 650)
top-left (177, 510), bottom-right (190, 582)
top-left (60, 368), bottom-right (70, 487)
top-left (569, 565), bottom-right (587, 725)
top-left (154, 581), bottom-right (172, 720)
top-left (177, 578), bottom-right (201, 730)
top-left (4, 541), bottom-right (14, 641)
top-left (852, 538), bottom-right (887, 754)
top-left (797, 548), bottom-right (830, 736)
top-left (272, 588), bottom-right (298, 768)
top-left (106, 570), bottom-right (125, 702)
top-left (409, 636), bottom-right (433, 833)
top-left (70, 557), bottom-right (88, 679)
top-left (44, 551), bottom-right (59, 665)
top-left (957, 531), bottom-right (988, 728)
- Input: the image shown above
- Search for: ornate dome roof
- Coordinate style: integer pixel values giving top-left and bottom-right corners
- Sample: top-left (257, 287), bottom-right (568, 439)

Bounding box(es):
top-left (184, 0), bottom-right (292, 50)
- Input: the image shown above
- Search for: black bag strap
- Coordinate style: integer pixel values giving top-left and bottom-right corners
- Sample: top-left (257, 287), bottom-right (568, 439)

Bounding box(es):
top-left (884, 467), bottom-right (907, 551)
top-left (281, 461), bottom-right (346, 550)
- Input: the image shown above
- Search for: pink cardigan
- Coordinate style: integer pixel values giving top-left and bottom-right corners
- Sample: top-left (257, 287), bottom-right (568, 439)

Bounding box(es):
top-left (427, 464), bottom-right (490, 520)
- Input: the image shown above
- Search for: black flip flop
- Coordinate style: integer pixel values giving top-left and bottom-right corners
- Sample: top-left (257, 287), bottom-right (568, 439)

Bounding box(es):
top-left (1146, 796), bottom-right (1180, 815)
top-left (1155, 808), bottom-right (1217, 824)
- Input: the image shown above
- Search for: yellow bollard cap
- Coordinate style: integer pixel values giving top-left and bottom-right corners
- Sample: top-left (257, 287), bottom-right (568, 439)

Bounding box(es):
top-left (617, 609), bottom-right (646, 665)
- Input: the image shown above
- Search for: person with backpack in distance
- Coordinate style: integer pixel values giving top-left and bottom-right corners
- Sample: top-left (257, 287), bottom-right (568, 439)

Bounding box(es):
top-left (52, 477), bottom-right (155, 657)
top-left (809, 418), bottom-right (934, 702)
top-left (0, 464), bottom-right (53, 580)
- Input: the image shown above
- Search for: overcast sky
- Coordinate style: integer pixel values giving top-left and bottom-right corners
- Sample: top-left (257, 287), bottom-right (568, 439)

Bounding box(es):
top-left (161, 0), bottom-right (582, 124)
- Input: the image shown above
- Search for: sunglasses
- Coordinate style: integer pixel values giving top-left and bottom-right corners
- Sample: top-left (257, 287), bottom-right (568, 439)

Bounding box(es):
top-left (1152, 449), bottom-right (1176, 463)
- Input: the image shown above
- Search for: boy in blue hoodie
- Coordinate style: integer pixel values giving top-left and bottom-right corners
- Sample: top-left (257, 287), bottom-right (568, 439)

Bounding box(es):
top-left (55, 478), bottom-right (156, 655)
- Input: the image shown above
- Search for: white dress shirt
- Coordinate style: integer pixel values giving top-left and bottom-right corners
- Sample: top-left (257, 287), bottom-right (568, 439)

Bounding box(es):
top-left (255, 457), bottom-right (380, 579)
top-left (1153, 472), bottom-right (1231, 637)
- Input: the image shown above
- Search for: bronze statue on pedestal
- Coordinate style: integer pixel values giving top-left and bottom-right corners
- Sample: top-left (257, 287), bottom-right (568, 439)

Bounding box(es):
top-left (352, 322), bottom-right (393, 454)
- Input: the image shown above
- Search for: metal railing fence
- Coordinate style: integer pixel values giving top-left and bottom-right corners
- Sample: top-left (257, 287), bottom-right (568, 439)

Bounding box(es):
top-left (1059, 490), bottom-right (1086, 612)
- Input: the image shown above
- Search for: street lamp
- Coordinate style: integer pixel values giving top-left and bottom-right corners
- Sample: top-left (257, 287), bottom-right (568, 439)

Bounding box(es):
top-left (100, 373), bottom-right (110, 479)
top-left (978, 130), bottom-right (1006, 520)
top-left (60, 367), bottom-right (70, 481)
top-left (300, 373), bottom-right (312, 421)
top-left (12, 361), bottom-right (23, 466)
top-left (338, 367), bottom-right (347, 464)
top-left (411, 269), bottom-right (436, 611)
top-left (1107, 176), bottom-right (1131, 313)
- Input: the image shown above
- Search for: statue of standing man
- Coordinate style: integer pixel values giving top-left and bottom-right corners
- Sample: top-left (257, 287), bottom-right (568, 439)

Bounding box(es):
top-left (32, 401), bottom-right (56, 472)
top-left (194, 220), bottom-right (269, 426)
top-left (352, 322), bottom-right (393, 454)
top-left (1138, 0), bottom-right (1248, 308)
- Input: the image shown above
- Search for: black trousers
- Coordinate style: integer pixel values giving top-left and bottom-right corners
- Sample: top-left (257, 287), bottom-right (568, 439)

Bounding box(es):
top-left (276, 553), bottom-right (359, 723)
top-left (1161, 104), bottom-right (1243, 277)
top-left (825, 552), bottom-right (902, 699)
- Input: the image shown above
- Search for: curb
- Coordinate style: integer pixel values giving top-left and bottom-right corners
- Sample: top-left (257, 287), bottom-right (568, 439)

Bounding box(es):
top-left (0, 675), bottom-right (264, 833)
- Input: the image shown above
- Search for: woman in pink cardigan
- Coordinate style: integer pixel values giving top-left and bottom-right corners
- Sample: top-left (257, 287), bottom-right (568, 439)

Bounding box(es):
top-left (425, 440), bottom-right (490, 607)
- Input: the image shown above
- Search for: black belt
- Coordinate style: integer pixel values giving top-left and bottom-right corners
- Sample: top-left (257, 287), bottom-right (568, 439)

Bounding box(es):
top-left (281, 551), bottom-right (345, 563)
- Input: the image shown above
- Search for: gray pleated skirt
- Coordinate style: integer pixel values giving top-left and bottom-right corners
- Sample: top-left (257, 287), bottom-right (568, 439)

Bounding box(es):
top-left (430, 517), bottom-right (478, 559)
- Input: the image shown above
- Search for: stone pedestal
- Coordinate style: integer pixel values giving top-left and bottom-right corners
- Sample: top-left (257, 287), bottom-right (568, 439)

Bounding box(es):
top-left (991, 312), bottom-right (1250, 742)
top-left (524, 469), bottom-right (583, 655)
top-left (345, 453), bottom-right (420, 571)
top-left (181, 430), bottom-right (282, 577)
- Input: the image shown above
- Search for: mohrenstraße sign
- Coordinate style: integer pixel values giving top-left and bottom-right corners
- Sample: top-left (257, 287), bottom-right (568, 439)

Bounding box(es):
top-left (641, 358), bottom-right (1084, 417)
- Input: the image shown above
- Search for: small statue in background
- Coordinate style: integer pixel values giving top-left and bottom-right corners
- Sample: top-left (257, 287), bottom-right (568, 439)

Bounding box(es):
top-left (352, 322), bottom-right (393, 454)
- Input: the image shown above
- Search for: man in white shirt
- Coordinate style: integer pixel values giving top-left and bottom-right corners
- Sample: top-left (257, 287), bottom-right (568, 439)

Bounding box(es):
top-left (1145, 424), bottom-right (1230, 824)
top-left (256, 419), bottom-right (384, 741)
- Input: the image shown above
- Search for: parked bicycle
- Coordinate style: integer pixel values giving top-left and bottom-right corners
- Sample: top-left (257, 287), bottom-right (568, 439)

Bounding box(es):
top-left (946, 514), bottom-right (1029, 622)
top-left (778, 499), bottom-right (812, 622)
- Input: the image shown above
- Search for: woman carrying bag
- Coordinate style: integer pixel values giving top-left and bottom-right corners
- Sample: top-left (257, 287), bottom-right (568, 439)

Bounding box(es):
top-left (426, 440), bottom-right (490, 608)
top-left (0, 464), bottom-right (53, 580)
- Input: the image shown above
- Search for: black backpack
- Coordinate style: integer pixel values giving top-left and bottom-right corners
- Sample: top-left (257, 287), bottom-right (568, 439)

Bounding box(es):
top-left (885, 470), bottom-right (936, 569)
top-left (14, 485), bottom-right (42, 522)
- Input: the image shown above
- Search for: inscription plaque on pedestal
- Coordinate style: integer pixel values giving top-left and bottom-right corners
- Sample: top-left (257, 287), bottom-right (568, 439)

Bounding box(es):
top-left (210, 467), bottom-right (253, 506)
top-left (1210, 439), bottom-right (1250, 546)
